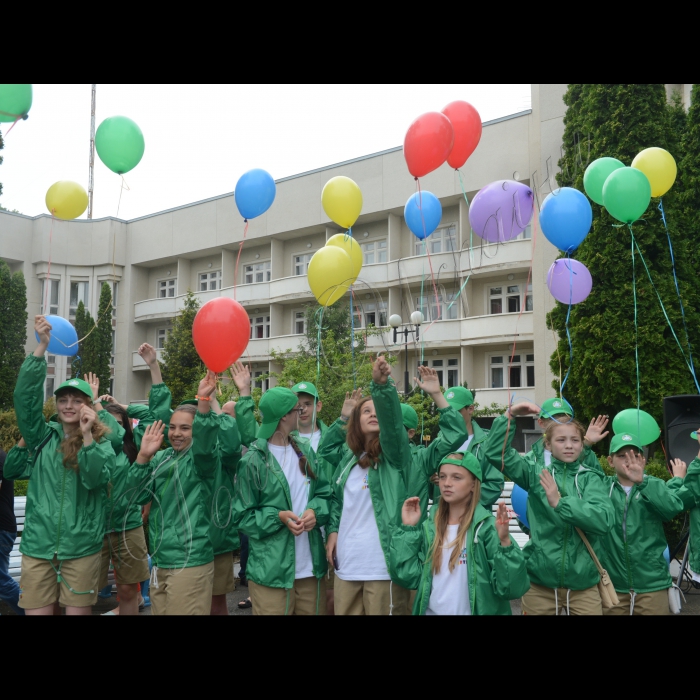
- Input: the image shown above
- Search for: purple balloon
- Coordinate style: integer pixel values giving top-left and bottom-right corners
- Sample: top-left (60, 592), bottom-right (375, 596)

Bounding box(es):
top-left (546, 259), bottom-right (593, 304)
top-left (469, 180), bottom-right (534, 243)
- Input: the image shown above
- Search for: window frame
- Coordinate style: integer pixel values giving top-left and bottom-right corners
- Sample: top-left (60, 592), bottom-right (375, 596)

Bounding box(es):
top-left (361, 239), bottom-right (388, 265)
top-left (157, 278), bottom-right (177, 299)
top-left (198, 269), bottom-right (222, 292)
top-left (414, 223), bottom-right (457, 256)
top-left (69, 280), bottom-right (90, 317)
top-left (244, 260), bottom-right (271, 285)
top-left (156, 327), bottom-right (172, 350)
top-left (487, 352), bottom-right (535, 389)
top-left (292, 252), bottom-right (314, 277)
top-left (293, 309), bottom-right (307, 335)
top-left (249, 314), bottom-right (271, 340)
top-left (487, 282), bottom-right (533, 316)
top-left (41, 278), bottom-right (60, 316)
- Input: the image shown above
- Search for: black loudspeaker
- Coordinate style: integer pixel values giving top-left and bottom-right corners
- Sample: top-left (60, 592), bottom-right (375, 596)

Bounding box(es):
top-left (663, 395), bottom-right (700, 467)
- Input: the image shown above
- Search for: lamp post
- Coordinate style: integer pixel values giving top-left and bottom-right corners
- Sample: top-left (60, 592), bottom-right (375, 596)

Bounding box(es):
top-left (389, 311), bottom-right (424, 394)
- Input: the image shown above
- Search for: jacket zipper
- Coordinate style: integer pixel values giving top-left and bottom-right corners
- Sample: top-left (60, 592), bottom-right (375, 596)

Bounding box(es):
top-left (558, 465), bottom-right (568, 588)
top-left (55, 463), bottom-right (67, 558)
top-left (621, 484), bottom-right (634, 590)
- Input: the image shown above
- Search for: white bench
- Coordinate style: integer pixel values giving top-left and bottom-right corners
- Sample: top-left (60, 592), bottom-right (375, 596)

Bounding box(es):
top-left (9, 496), bottom-right (25, 583)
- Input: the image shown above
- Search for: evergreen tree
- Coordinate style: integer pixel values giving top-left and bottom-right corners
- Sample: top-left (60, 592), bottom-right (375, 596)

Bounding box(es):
top-left (92, 282), bottom-right (113, 394)
top-left (72, 301), bottom-right (97, 380)
top-left (161, 290), bottom-right (204, 407)
top-left (549, 84), bottom-right (700, 431)
top-left (0, 127), bottom-right (3, 199)
top-left (0, 260), bottom-right (27, 409)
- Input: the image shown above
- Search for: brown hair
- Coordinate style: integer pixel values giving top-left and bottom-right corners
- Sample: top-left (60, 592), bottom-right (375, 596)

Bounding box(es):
top-left (346, 396), bottom-right (381, 469)
top-left (172, 404), bottom-right (197, 418)
top-left (105, 403), bottom-right (138, 464)
top-left (429, 455), bottom-right (481, 575)
top-left (544, 417), bottom-right (586, 446)
top-left (57, 390), bottom-right (109, 470)
top-left (289, 435), bottom-right (316, 480)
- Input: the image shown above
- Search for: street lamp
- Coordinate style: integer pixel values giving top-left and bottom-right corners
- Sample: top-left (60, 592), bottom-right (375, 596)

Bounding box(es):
top-left (389, 312), bottom-right (424, 394)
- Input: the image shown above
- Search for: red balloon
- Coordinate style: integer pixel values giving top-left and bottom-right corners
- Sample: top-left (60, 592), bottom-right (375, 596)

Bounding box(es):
top-left (192, 297), bottom-right (249, 372)
top-left (442, 101), bottom-right (482, 169)
top-left (403, 112), bottom-right (454, 178)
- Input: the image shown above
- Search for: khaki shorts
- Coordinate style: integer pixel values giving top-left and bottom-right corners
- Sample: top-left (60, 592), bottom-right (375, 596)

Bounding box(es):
top-left (99, 527), bottom-right (150, 589)
top-left (212, 551), bottom-right (236, 596)
top-left (522, 582), bottom-right (602, 616)
top-left (249, 576), bottom-right (326, 615)
top-left (150, 561), bottom-right (214, 615)
top-left (603, 590), bottom-right (670, 616)
top-left (334, 578), bottom-right (411, 616)
top-left (19, 552), bottom-right (101, 610)
top-left (326, 566), bottom-right (335, 590)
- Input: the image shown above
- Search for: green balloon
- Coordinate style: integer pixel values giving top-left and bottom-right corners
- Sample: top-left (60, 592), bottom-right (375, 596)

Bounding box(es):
top-left (583, 157), bottom-right (625, 205)
top-left (612, 408), bottom-right (660, 446)
top-left (602, 167), bottom-right (651, 223)
top-left (0, 84), bottom-right (32, 123)
top-left (95, 116), bottom-right (145, 175)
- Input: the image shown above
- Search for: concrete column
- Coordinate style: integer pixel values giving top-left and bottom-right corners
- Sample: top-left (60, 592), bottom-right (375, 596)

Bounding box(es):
top-left (269, 302), bottom-right (283, 339)
top-left (177, 258), bottom-right (191, 294)
top-left (221, 248), bottom-right (236, 288)
top-left (387, 213), bottom-right (401, 262)
top-left (270, 239), bottom-right (284, 280)
top-left (461, 345), bottom-right (474, 390)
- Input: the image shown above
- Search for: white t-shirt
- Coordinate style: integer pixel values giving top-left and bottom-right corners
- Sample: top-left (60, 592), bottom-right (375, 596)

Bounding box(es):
top-left (622, 484), bottom-right (633, 495)
top-left (425, 524), bottom-right (471, 616)
top-left (268, 443), bottom-right (314, 579)
top-left (457, 434), bottom-right (474, 453)
top-left (544, 449), bottom-right (552, 466)
top-left (336, 464), bottom-right (389, 581)
top-left (298, 429), bottom-right (322, 453)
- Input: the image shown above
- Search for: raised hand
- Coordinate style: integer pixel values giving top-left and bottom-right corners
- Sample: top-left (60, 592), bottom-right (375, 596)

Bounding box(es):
top-left (539, 469), bottom-right (561, 509)
top-left (620, 449), bottom-right (646, 485)
top-left (230, 361), bottom-right (251, 397)
top-left (372, 355), bottom-right (392, 385)
top-left (79, 404), bottom-right (97, 435)
top-left (415, 365), bottom-right (440, 396)
top-left (341, 388), bottom-right (363, 419)
top-left (34, 315), bottom-right (52, 353)
top-left (137, 420), bottom-right (165, 462)
top-left (84, 372), bottom-right (99, 401)
top-left (671, 458), bottom-right (687, 479)
top-left (198, 370), bottom-right (217, 399)
top-left (401, 497), bottom-right (421, 526)
top-left (585, 415), bottom-right (610, 445)
top-left (138, 343), bottom-right (158, 366)
top-left (495, 501), bottom-right (512, 546)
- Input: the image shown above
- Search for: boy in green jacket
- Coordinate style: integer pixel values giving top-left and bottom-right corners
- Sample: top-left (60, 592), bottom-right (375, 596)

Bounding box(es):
top-left (9, 316), bottom-right (114, 615)
top-left (598, 433), bottom-right (684, 615)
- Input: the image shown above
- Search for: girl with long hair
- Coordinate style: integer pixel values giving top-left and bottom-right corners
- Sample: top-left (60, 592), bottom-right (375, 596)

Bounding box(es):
top-left (234, 386), bottom-right (330, 615)
top-left (390, 452), bottom-right (529, 615)
top-left (485, 401), bottom-right (615, 615)
top-left (6, 316), bottom-right (114, 615)
top-left (322, 356), bottom-right (413, 615)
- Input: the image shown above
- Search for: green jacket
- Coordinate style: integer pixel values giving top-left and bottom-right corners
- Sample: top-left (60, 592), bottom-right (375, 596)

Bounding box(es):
top-left (389, 503), bottom-right (529, 615)
top-left (598, 475), bottom-right (682, 594)
top-left (670, 458), bottom-right (700, 573)
top-left (527, 436), bottom-right (605, 476)
top-left (233, 437), bottom-right (331, 588)
top-left (11, 354), bottom-right (114, 561)
top-left (126, 403), bottom-right (156, 449)
top-left (324, 381), bottom-right (410, 576)
top-left (484, 414), bottom-right (614, 590)
top-left (98, 410), bottom-right (143, 534)
top-left (135, 410), bottom-right (220, 569)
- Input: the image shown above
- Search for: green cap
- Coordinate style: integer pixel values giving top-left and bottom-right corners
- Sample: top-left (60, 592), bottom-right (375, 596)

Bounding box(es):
top-left (180, 399), bottom-right (198, 406)
top-left (291, 381), bottom-right (319, 400)
top-left (258, 387), bottom-right (300, 440)
top-left (54, 377), bottom-right (93, 400)
top-left (539, 397), bottom-right (573, 420)
top-left (444, 386), bottom-right (474, 410)
top-left (439, 452), bottom-right (482, 481)
top-left (400, 404), bottom-right (418, 430)
top-left (609, 432), bottom-right (643, 455)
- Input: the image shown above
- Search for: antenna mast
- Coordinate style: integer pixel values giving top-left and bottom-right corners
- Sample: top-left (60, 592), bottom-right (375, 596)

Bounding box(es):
top-left (88, 83), bottom-right (96, 218)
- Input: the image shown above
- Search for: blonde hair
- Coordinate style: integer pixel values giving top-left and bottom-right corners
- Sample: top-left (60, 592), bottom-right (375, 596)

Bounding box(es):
top-left (429, 456), bottom-right (481, 575)
top-left (544, 418), bottom-right (586, 446)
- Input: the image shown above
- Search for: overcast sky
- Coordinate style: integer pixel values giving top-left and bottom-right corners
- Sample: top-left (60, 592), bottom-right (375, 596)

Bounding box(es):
top-left (0, 84), bottom-right (531, 221)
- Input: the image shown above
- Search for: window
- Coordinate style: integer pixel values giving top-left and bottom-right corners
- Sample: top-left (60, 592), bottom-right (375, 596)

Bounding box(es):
top-left (199, 270), bottom-right (221, 291)
top-left (111, 330), bottom-right (116, 365)
top-left (489, 283), bottom-right (532, 315)
top-left (158, 279), bottom-right (176, 298)
top-left (415, 224), bottom-right (457, 256)
top-left (362, 240), bottom-right (387, 265)
top-left (294, 311), bottom-right (307, 335)
top-left (362, 301), bottom-right (387, 328)
top-left (41, 279), bottom-right (60, 315)
top-left (416, 358), bottom-right (459, 387)
top-left (415, 294), bottom-right (446, 322)
top-left (515, 224), bottom-right (532, 241)
top-left (250, 315), bottom-right (270, 339)
top-left (110, 281), bottom-right (119, 318)
top-left (447, 358), bottom-right (459, 388)
top-left (44, 377), bottom-right (55, 402)
top-left (445, 291), bottom-right (460, 320)
top-left (156, 328), bottom-right (172, 349)
top-left (252, 371), bottom-right (269, 393)
top-left (490, 354), bottom-right (535, 388)
top-left (294, 253), bottom-right (313, 276)
top-left (69, 281), bottom-right (89, 317)
top-left (244, 261), bottom-right (271, 284)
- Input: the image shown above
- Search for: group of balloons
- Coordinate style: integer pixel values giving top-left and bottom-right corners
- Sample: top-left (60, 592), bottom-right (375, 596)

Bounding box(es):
top-left (583, 147), bottom-right (677, 223)
top-left (403, 101), bottom-right (482, 178)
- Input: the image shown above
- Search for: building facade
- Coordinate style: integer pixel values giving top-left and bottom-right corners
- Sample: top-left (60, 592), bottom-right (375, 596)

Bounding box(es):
top-left (1, 84), bottom-right (572, 407)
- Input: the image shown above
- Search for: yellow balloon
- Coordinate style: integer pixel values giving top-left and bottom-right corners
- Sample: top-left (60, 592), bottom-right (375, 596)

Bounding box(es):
top-left (308, 247), bottom-right (353, 307)
top-left (631, 147), bottom-right (677, 198)
top-left (326, 233), bottom-right (363, 281)
top-left (322, 176), bottom-right (363, 229)
top-left (45, 181), bottom-right (88, 220)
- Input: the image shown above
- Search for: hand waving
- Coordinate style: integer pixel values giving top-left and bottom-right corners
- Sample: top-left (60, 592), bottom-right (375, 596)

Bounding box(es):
top-left (341, 388), bottom-right (363, 419)
top-left (495, 501), bottom-right (512, 546)
top-left (585, 415), bottom-right (610, 445)
top-left (84, 372), bottom-right (99, 401)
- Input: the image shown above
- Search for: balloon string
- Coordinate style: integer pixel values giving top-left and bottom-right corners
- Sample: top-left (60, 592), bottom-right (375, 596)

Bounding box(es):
top-left (658, 198), bottom-right (699, 389)
top-left (315, 306), bottom-right (324, 400)
top-left (233, 220), bottom-right (249, 300)
top-left (630, 225), bottom-right (641, 413)
top-left (415, 179), bottom-right (442, 337)
top-left (457, 169), bottom-right (475, 273)
top-left (630, 228), bottom-right (700, 392)
top-left (115, 175), bottom-right (130, 219)
top-left (559, 253), bottom-right (574, 397)
top-left (349, 283), bottom-right (356, 390)
top-left (43, 213), bottom-right (55, 316)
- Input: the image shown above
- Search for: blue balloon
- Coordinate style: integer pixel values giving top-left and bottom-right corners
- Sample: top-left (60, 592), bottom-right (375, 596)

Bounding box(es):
top-left (35, 315), bottom-right (79, 356)
top-left (404, 191), bottom-right (442, 240)
top-left (663, 546), bottom-right (670, 567)
top-left (511, 484), bottom-right (530, 530)
top-left (234, 168), bottom-right (276, 220)
top-left (539, 187), bottom-right (592, 253)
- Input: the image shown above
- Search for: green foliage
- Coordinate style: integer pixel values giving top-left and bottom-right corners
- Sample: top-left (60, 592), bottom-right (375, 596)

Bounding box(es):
top-left (161, 291), bottom-right (204, 407)
top-left (0, 398), bottom-right (57, 452)
top-left (93, 283), bottom-right (114, 394)
top-left (0, 127), bottom-right (3, 198)
top-left (549, 84), bottom-right (700, 434)
top-left (0, 260), bottom-right (27, 409)
top-left (72, 301), bottom-right (96, 379)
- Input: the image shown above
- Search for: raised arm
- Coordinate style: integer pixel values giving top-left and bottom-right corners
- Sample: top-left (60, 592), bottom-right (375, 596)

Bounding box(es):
top-left (389, 498), bottom-right (427, 591)
top-left (139, 342), bottom-right (163, 385)
top-left (191, 372), bottom-right (221, 480)
top-left (2, 443), bottom-right (33, 481)
top-left (371, 356), bottom-right (410, 471)
top-left (230, 362), bottom-right (258, 447)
